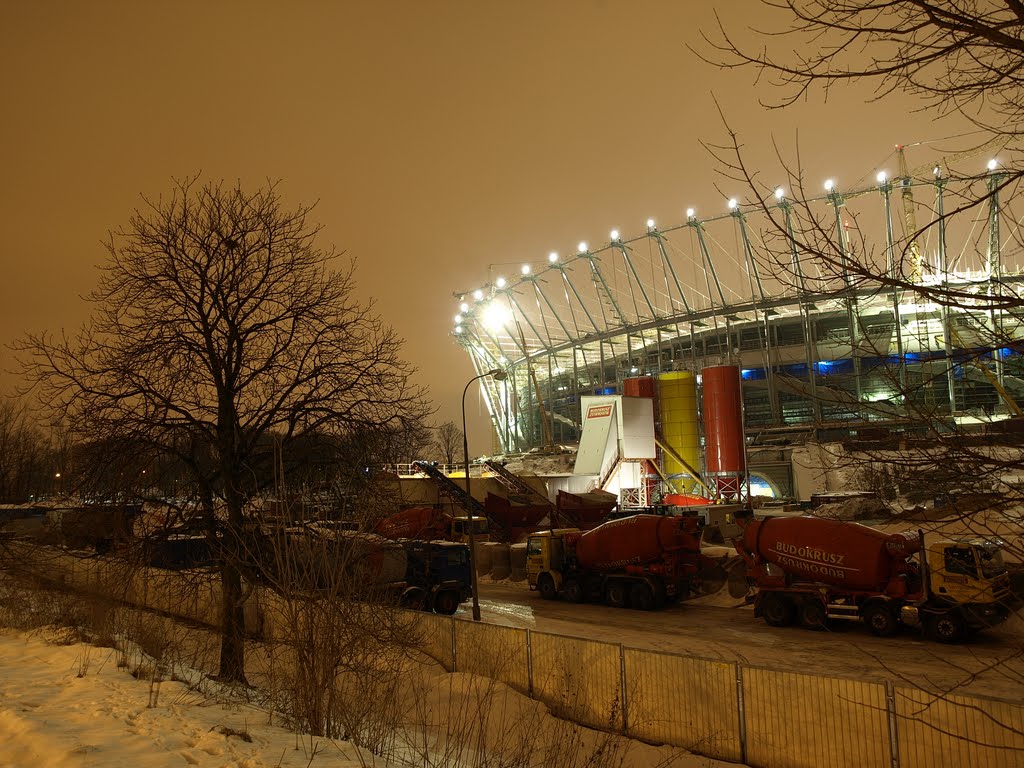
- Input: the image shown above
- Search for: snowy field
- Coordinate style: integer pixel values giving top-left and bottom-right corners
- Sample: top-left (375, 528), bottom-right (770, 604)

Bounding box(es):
top-left (0, 630), bottom-right (382, 767)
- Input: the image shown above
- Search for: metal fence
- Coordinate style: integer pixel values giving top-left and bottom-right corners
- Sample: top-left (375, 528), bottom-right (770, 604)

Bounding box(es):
top-left (415, 613), bottom-right (1024, 768)
top-left (20, 547), bottom-right (1024, 768)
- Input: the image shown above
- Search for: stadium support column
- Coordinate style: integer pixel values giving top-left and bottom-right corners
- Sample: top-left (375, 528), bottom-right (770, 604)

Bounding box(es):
top-left (691, 214), bottom-right (732, 363)
top-left (782, 197), bottom-right (821, 422)
top-left (987, 163), bottom-right (1005, 387)
top-left (828, 183), bottom-right (863, 402)
top-left (734, 204), bottom-right (780, 425)
top-left (879, 175), bottom-right (908, 397)
top-left (649, 227), bottom-right (697, 369)
top-left (935, 171), bottom-right (957, 414)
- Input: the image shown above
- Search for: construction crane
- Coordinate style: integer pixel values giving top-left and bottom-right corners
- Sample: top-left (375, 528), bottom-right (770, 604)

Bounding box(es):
top-left (895, 145), bottom-right (924, 282)
top-left (895, 136), bottom-right (1009, 281)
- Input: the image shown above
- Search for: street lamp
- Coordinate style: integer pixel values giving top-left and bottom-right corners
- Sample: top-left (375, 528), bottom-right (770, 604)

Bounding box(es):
top-left (462, 367), bottom-right (508, 621)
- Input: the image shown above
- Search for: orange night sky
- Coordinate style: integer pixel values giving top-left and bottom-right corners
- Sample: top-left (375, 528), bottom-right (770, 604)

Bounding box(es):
top-left (0, 1), bottom-right (974, 448)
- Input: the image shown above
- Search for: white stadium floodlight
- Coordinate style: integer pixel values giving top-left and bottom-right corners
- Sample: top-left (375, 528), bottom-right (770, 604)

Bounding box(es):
top-left (482, 302), bottom-right (511, 332)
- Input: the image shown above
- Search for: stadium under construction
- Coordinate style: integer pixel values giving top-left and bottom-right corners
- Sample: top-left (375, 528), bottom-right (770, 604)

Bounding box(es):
top-left (448, 157), bottom-right (1024, 502)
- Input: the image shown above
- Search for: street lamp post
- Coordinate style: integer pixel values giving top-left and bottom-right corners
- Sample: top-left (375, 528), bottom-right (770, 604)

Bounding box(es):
top-left (462, 367), bottom-right (507, 621)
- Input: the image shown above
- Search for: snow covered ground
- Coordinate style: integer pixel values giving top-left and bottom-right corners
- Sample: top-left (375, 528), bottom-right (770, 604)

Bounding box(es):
top-left (0, 629), bottom-right (730, 768)
top-left (0, 630), bottom-right (383, 767)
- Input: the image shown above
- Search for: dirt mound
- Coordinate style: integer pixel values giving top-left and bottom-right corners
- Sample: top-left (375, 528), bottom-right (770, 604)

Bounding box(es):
top-left (812, 496), bottom-right (889, 521)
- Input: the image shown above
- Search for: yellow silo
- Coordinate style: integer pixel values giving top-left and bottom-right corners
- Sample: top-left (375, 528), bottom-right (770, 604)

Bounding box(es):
top-left (658, 371), bottom-right (701, 491)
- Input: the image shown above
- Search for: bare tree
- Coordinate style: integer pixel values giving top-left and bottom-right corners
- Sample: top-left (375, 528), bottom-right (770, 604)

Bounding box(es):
top-left (15, 177), bottom-right (431, 683)
top-left (702, 0), bottom-right (1024, 136)
top-left (0, 398), bottom-right (51, 502)
top-left (434, 420), bottom-right (463, 466)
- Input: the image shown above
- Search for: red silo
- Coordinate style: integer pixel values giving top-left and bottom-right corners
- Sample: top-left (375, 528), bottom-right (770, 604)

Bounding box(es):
top-left (701, 365), bottom-right (746, 499)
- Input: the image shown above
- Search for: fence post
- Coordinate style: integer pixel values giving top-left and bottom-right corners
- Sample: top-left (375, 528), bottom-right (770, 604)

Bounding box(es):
top-left (736, 663), bottom-right (747, 765)
top-left (885, 680), bottom-right (900, 768)
top-left (619, 644), bottom-right (629, 735)
top-left (526, 629), bottom-right (534, 698)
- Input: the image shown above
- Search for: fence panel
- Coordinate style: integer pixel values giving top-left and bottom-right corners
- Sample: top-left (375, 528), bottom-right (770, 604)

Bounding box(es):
top-left (413, 611), bottom-right (455, 670)
top-left (530, 631), bottom-right (623, 731)
top-left (624, 648), bottom-right (743, 762)
top-left (743, 666), bottom-right (891, 768)
top-left (454, 620), bottom-right (529, 695)
top-left (145, 568), bottom-right (220, 626)
top-left (896, 686), bottom-right (1024, 768)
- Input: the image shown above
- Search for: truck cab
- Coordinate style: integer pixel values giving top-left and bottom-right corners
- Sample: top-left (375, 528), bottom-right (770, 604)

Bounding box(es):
top-left (925, 538), bottom-right (1017, 632)
top-left (402, 540), bottom-right (472, 615)
top-left (451, 515), bottom-right (489, 543)
top-left (526, 529), bottom-right (577, 597)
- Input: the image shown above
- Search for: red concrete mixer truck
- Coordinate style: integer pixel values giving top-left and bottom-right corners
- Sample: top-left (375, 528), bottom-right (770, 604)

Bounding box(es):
top-left (733, 511), bottom-right (1020, 642)
top-left (525, 514), bottom-right (716, 609)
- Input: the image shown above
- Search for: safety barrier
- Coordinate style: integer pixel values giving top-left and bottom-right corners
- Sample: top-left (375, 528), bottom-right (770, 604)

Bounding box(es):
top-left (12, 546), bottom-right (1024, 768)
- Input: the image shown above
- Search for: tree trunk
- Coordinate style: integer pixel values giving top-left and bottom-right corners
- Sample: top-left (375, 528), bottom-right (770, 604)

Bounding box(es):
top-left (217, 458), bottom-right (249, 684)
top-left (218, 554), bottom-right (248, 684)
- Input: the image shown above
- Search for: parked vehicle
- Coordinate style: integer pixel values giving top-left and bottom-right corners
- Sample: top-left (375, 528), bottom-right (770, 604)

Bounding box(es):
top-left (732, 510), bottom-right (1020, 642)
top-left (525, 513), bottom-right (713, 609)
top-left (400, 539), bottom-right (472, 615)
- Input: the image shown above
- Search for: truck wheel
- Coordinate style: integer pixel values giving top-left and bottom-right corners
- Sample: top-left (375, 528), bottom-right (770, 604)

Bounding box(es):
top-left (727, 563), bottom-right (750, 599)
top-left (400, 586), bottom-right (428, 612)
top-left (800, 599), bottom-right (827, 631)
top-left (761, 593), bottom-right (796, 627)
top-left (537, 574), bottom-right (557, 601)
top-left (927, 612), bottom-right (966, 643)
top-left (563, 580), bottom-right (584, 603)
top-left (605, 581), bottom-right (630, 608)
top-left (700, 564), bottom-right (727, 595)
top-left (651, 581), bottom-right (667, 609)
top-left (863, 603), bottom-right (898, 637)
top-left (433, 589), bottom-right (460, 616)
top-left (630, 583), bottom-right (655, 611)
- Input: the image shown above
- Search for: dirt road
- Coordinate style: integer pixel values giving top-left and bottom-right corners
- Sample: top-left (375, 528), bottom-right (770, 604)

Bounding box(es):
top-left (474, 580), bottom-right (1024, 701)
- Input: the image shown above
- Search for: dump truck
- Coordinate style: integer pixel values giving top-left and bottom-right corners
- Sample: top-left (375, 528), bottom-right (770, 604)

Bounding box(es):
top-left (525, 513), bottom-right (714, 609)
top-left (732, 511), bottom-right (1020, 642)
